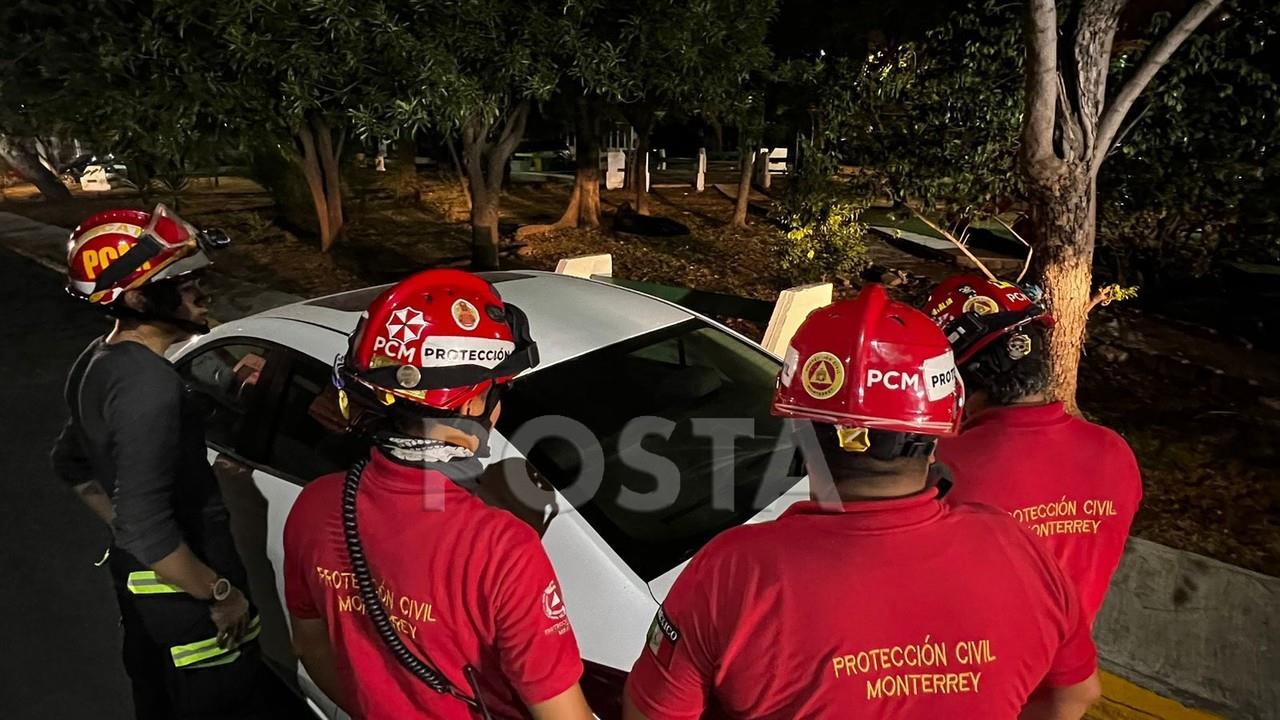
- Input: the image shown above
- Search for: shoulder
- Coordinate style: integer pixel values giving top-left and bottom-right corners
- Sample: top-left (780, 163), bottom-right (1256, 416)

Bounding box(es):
top-left (93, 344), bottom-right (181, 400)
top-left (946, 501), bottom-right (1057, 560)
top-left (291, 472), bottom-right (345, 521)
top-left (684, 518), bottom-right (789, 577)
top-left (471, 501), bottom-right (546, 556)
top-left (950, 500), bottom-right (1072, 584)
top-left (1068, 415), bottom-right (1139, 467)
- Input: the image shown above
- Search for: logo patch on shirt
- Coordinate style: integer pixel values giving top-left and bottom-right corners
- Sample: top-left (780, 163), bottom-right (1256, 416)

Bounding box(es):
top-left (646, 607), bottom-right (680, 668)
top-left (542, 581), bottom-right (566, 621)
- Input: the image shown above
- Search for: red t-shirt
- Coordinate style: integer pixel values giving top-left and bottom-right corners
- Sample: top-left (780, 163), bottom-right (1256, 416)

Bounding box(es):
top-left (937, 402), bottom-right (1142, 622)
top-left (628, 489), bottom-right (1096, 720)
top-left (284, 449), bottom-right (583, 719)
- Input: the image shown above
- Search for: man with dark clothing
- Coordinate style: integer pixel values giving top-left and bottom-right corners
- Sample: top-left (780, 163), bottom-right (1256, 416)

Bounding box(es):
top-left (925, 274), bottom-right (1141, 624)
top-left (51, 205), bottom-right (269, 719)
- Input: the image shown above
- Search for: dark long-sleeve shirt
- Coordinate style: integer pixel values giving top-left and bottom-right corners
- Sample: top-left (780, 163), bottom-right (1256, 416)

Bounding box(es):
top-left (51, 338), bottom-right (228, 566)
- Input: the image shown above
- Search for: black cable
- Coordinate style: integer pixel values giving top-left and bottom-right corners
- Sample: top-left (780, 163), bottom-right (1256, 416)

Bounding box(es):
top-left (341, 459), bottom-right (493, 718)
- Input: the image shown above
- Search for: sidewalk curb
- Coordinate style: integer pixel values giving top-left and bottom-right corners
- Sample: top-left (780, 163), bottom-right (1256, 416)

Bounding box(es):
top-left (1096, 538), bottom-right (1280, 718)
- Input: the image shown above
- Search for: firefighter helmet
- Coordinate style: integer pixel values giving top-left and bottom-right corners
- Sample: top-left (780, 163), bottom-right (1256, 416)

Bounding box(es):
top-left (924, 274), bottom-right (1053, 364)
top-left (772, 284), bottom-right (962, 436)
top-left (337, 269), bottom-right (539, 413)
top-left (66, 204), bottom-right (225, 305)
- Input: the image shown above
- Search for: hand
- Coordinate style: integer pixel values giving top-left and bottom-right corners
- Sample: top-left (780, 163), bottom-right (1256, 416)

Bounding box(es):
top-left (209, 586), bottom-right (251, 649)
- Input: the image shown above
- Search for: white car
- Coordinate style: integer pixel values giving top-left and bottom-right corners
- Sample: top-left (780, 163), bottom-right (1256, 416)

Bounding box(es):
top-left (171, 270), bottom-right (810, 719)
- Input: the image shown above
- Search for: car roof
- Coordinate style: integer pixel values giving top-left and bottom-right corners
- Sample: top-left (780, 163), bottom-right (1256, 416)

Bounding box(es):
top-left (251, 270), bottom-right (695, 369)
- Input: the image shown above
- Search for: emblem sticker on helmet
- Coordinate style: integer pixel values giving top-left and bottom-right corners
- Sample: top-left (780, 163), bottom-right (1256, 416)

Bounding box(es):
top-left (962, 295), bottom-right (1000, 315)
top-left (1007, 333), bottom-right (1032, 360)
top-left (451, 298), bottom-right (480, 331)
top-left (801, 351), bottom-right (844, 399)
top-left (386, 307), bottom-right (426, 343)
top-left (396, 365), bottom-right (422, 388)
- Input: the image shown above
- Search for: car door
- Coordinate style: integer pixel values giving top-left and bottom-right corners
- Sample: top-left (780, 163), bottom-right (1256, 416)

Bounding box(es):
top-left (179, 340), bottom-right (344, 719)
top-left (246, 349), bottom-right (370, 720)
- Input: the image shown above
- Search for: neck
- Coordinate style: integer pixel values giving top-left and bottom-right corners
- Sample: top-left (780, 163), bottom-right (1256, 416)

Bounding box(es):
top-left (835, 474), bottom-right (929, 502)
top-left (398, 419), bottom-right (481, 453)
top-left (965, 392), bottom-right (1050, 420)
top-left (107, 320), bottom-right (179, 356)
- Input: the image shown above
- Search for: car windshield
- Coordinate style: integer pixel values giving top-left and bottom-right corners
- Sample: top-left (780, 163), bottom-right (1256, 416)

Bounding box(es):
top-left (496, 319), bottom-right (803, 580)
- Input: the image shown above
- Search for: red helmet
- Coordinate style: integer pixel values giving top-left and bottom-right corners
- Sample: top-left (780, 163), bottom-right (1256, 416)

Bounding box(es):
top-left (67, 204), bottom-right (221, 305)
top-left (772, 284), bottom-right (962, 436)
top-left (924, 274), bottom-right (1053, 364)
top-left (338, 269), bottom-right (539, 413)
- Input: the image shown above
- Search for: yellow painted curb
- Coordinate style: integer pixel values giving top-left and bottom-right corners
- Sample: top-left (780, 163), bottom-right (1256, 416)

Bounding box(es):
top-left (1085, 671), bottom-right (1222, 720)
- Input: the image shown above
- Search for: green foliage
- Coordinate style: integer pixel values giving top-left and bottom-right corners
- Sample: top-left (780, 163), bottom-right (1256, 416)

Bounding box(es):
top-left (772, 141), bottom-right (873, 282)
top-left (248, 143), bottom-right (319, 233)
top-left (804, 0), bottom-right (1024, 212)
top-left (1097, 0), bottom-right (1280, 285)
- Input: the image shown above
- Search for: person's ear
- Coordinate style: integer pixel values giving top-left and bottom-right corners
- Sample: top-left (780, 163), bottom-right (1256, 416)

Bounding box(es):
top-left (118, 288), bottom-right (148, 313)
top-left (459, 391), bottom-right (488, 418)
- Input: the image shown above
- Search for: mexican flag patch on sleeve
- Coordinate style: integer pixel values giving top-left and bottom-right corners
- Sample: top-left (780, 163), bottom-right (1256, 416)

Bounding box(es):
top-left (646, 606), bottom-right (680, 668)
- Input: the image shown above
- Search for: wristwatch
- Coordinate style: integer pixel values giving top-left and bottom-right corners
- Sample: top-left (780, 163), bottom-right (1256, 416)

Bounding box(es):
top-left (210, 577), bottom-right (232, 603)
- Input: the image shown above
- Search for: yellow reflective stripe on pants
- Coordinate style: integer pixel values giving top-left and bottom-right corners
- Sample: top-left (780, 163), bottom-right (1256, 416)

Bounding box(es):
top-left (125, 571), bottom-right (184, 595)
top-left (187, 650), bottom-right (241, 670)
top-left (169, 616), bottom-right (261, 669)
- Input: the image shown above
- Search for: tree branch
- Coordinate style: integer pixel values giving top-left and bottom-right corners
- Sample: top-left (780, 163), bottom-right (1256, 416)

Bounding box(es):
top-left (1091, 0), bottom-right (1224, 174)
top-left (1103, 102), bottom-right (1151, 159)
top-left (1055, 72), bottom-right (1084, 162)
top-left (1022, 0), bottom-right (1062, 172)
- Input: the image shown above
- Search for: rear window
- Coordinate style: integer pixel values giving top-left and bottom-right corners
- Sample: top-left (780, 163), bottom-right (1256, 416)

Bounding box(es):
top-left (496, 320), bottom-right (803, 580)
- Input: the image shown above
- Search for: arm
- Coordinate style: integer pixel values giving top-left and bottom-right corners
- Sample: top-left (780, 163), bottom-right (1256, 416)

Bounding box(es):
top-left (622, 685), bottom-right (653, 720)
top-left (50, 419), bottom-right (116, 526)
top-left (1019, 672), bottom-right (1102, 720)
top-left (625, 550), bottom-right (721, 720)
top-left (528, 684), bottom-right (593, 720)
top-left (489, 529), bottom-right (590, 716)
top-left (1026, 548), bottom-right (1101, 720)
top-left (104, 370), bottom-right (221, 593)
top-left (291, 615), bottom-right (350, 712)
top-left (73, 480), bottom-right (116, 526)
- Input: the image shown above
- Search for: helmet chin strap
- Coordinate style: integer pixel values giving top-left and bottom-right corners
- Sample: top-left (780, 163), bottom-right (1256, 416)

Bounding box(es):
top-left (432, 385), bottom-right (504, 459)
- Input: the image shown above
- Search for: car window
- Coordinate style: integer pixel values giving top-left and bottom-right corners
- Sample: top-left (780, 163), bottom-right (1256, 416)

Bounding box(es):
top-left (496, 320), bottom-right (802, 580)
top-left (263, 354), bottom-right (368, 483)
top-left (180, 343), bottom-right (271, 451)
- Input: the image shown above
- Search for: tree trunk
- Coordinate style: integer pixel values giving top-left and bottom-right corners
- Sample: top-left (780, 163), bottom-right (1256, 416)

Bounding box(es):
top-left (294, 120), bottom-right (346, 252)
top-left (461, 103), bottom-right (529, 270)
top-left (623, 106), bottom-right (655, 216)
top-left (470, 186), bottom-right (501, 270)
top-left (0, 135), bottom-right (71, 201)
top-left (571, 98), bottom-right (601, 227)
top-left (445, 136), bottom-right (472, 210)
top-left (314, 118), bottom-right (345, 250)
top-left (1028, 167), bottom-right (1095, 412)
top-left (732, 149), bottom-right (754, 228)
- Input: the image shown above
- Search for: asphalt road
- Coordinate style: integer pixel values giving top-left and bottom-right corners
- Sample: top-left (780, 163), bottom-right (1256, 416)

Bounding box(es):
top-left (0, 248), bottom-right (307, 719)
